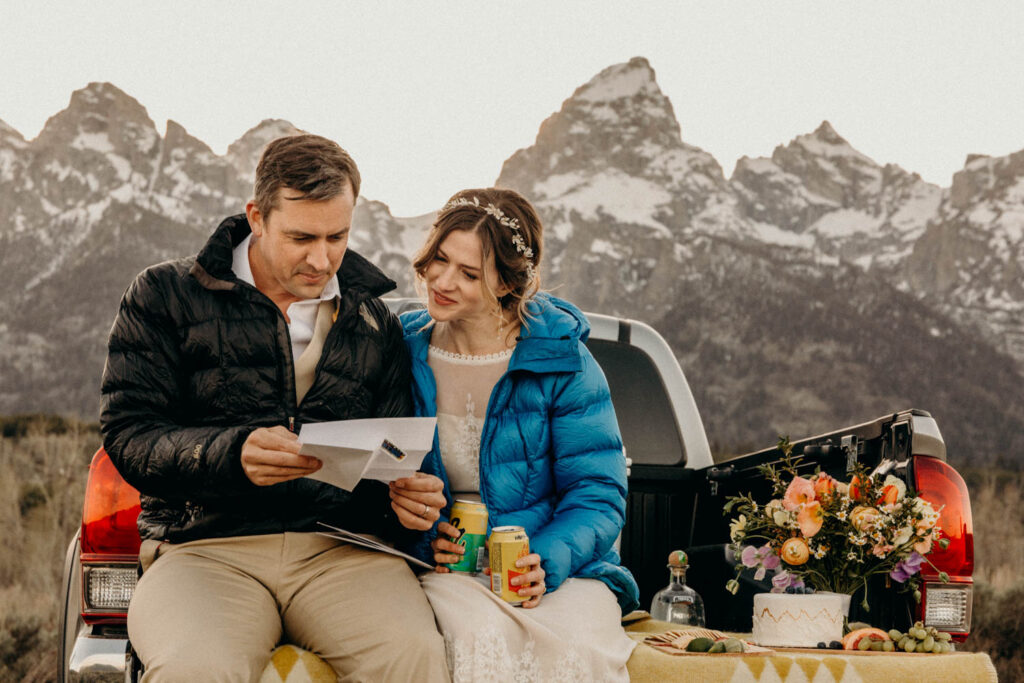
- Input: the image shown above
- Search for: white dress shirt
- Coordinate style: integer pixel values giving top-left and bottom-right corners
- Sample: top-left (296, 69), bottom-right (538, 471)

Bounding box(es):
top-left (232, 234), bottom-right (340, 360)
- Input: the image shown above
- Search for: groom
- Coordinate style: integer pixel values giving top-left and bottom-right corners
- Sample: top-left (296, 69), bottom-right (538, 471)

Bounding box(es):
top-left (100, 134), bottom-right (449, 681)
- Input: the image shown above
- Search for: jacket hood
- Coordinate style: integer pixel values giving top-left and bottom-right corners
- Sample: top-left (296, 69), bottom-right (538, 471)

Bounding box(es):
top-left (402, 293), bottom-right (590, 374)
top-left (192, 214), bottom-right (397, 299)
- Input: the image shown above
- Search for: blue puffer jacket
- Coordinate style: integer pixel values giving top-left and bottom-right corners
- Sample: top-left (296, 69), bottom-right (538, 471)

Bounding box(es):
top-left (401, 293), bottom-right (640, 613)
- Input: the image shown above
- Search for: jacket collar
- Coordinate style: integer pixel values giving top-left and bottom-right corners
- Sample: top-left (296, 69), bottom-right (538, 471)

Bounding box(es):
top-left (403, 293), bottom-right (587, 374)
top-left (190, 213), bottom-right (396, 299)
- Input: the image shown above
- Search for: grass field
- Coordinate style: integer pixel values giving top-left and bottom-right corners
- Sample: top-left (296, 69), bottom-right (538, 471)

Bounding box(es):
top-left (0, 417), bottom-right (1019, 681)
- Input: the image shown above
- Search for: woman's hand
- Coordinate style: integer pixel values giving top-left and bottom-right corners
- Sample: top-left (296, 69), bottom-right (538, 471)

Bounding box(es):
top-left (512, 553), bottom-right (546, 608)
top-left (430, 521), bottom-right (464, 572)
top-left (388, 473), bottom-right (446, 531)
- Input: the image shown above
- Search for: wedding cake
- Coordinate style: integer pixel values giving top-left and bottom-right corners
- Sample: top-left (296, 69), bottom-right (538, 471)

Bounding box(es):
top-left (751, 592), bottom-right (845, 647)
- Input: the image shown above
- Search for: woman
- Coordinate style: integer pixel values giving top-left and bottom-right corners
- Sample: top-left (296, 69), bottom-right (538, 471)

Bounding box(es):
top-left (396, 188), bottom-right (639, 682)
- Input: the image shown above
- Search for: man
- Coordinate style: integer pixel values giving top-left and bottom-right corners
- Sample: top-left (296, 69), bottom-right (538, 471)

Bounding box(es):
top-left (100, 134), bottom-right (449, 681)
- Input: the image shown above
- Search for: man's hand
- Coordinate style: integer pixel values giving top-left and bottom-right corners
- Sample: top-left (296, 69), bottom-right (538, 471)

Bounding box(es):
top-left (240, 426), bottom-right (321, 486)
top-left (430, 521), bottom-right (464, 572)
top-left (388, 473), bottom-right (446, 531)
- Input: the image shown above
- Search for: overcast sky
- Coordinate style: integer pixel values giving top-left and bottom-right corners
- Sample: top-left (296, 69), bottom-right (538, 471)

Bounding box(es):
top-left (2, 1), bottom-right (1022, 216)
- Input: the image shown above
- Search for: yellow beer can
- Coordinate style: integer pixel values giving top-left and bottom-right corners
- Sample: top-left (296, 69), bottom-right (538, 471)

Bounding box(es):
top-left (488, 525), bottom-right (530, 604)
top-left (446, 500), bottom-right (488, 573)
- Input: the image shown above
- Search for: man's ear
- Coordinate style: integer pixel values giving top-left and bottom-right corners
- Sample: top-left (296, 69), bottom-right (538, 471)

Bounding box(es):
top-left (245, 201), bottom-right (264, 237)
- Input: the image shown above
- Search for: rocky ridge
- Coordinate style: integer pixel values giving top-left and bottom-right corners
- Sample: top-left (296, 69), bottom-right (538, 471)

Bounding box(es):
top-left (1, 65), bottom-right (1022, 464)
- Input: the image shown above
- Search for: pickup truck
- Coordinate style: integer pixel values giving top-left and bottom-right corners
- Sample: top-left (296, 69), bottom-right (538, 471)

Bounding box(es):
top-left (57, 304), bottom-right (975, 681)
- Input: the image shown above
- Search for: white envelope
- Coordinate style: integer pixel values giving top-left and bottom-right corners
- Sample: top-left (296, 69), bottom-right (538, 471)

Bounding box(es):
top-left (298, 417), bottom-right (437, 491)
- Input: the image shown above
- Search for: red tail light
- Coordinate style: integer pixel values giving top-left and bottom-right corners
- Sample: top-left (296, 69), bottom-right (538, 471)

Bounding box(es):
top-left (80, 448), bottom-right (141, 624)
top-left (82, 449), bottom-right (141, 556)
top-left (913, 455), bottom-right (974, 640)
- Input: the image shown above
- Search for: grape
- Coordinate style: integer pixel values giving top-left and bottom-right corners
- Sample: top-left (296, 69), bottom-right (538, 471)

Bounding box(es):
top-left (916, 642), bottom-right (929, 653)
top-left (937, 631), bottom-right (952, 642)
top-left (888, 629), bottom-right (903, 641)
top-left (922, 635), bottom-right (934, 650)
top-left (904, 640), bottom-right (917, 653)
top-left (858, 638), bottom-right (872, 651)
top-left (931, 642), bottom-right (944, 654)
top-left (882, 641), bottom-right (895, 652)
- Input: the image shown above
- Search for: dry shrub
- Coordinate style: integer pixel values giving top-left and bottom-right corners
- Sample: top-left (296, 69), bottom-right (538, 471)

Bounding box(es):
top-left (0, 418), bottom-right (95, 683)
top-left (963, 581), bottom-right (1024, 682)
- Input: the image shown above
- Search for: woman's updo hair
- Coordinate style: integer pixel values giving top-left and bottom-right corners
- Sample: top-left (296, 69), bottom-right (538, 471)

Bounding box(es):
top-left (412, 187), bottom-right (543, 328)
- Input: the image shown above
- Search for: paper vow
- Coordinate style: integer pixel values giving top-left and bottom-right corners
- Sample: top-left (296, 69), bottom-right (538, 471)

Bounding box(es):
top-left (298, 417), bottom-right (437, 491)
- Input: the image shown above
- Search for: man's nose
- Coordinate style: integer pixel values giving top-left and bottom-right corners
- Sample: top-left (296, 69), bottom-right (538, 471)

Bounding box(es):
top-left (307, 242), bottom-right (330, 271)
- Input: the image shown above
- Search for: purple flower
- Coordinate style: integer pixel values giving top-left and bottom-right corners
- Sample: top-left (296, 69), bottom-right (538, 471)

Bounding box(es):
top-left (890, 551), bottom-right (926, 583)
top-left (770, 571), bottom-right (805, 593)
top-left (741, 544), bottom-right (780, 581)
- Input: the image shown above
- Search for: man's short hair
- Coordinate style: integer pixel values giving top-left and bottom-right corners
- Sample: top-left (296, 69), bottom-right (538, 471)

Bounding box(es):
top-left (253, 134), bottom-right (361, 218)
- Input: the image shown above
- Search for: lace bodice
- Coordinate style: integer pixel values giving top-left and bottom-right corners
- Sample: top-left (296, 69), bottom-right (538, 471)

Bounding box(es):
top-left (428, 345), bottom-right (512, 494)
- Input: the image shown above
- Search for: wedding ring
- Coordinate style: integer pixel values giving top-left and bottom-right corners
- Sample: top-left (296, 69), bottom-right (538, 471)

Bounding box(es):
top-left (422, 503), bottom-right (430, 517)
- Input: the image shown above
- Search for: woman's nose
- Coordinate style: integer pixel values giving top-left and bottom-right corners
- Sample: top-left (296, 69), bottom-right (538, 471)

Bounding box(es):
top-left (435, 265), bottom-right (456, 289)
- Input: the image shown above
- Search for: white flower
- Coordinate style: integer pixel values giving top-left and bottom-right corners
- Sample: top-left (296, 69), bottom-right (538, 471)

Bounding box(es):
top-left (893, 525), bottom-right (913, 546)
top-left (729, 515), bottom-right (747, 543)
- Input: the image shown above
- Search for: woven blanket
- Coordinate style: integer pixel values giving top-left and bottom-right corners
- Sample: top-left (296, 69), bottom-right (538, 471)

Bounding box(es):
top-left (255, 617), bottom-right (998, 683)
top-left (623, 617), bottom-right (998, 683)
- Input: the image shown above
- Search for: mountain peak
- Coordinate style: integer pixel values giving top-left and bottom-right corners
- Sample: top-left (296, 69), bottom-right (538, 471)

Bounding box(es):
top-left (812, 120), bottom-right (844, 144)
top-left (0, 118), bottom-right (26, 146)
top-left (225, 119), bottom-right (303, 180)
top-left (573, 56), bottom-right (659, 104)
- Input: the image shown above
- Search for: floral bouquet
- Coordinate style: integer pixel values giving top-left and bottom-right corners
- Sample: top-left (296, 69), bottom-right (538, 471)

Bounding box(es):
top-left (723, 444), bottom-right (949, 609)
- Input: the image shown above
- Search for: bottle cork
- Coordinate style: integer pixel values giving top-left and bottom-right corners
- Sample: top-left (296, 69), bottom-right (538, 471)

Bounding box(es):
top-left (668, 550), bottom-right (688, 567)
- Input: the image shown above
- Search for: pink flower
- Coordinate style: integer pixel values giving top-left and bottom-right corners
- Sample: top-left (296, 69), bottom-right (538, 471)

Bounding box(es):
top-left (741, 544), bottom-right (780, 580)
top-left (771, 570), bottom-right (805, 593)
top-left (783, 477), bottom-right (816, 511)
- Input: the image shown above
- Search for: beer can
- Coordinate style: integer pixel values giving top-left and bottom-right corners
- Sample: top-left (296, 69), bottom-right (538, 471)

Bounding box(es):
top-left (446, 500), bottom-right (488, 573)
top-left (488, 525), bottom-right (530, 604)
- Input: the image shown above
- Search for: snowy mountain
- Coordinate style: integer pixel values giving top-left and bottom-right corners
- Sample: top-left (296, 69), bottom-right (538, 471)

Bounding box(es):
top-left (1, 67), bottom-right (1022, 464)
top-left (904, 151), bottom-right (1024, 362)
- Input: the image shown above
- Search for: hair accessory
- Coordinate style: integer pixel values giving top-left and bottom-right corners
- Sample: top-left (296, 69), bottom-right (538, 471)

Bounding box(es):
top-left (442, 196), bottom-right (536, 282)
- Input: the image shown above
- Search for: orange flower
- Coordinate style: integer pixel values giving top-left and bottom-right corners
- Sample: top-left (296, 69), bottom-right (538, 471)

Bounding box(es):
top-left (813, 473), bottom-right (837, 500)
top-left (878, 484), bottom-right (900, 506)
top-left (780, 537), bottom-right (810, 565)
top-left (783, 477), bottom-right (815, 511)
top-left (850, 505), bottom-right (880, 532)
top-left (849, 475), bottom-right (865, 501)
top-left (797, 501), bottom-right (824, 537)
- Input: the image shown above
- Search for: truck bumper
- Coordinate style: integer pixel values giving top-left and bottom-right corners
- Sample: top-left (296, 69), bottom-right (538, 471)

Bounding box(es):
top-left (68, 626), bottom-right (131, 683)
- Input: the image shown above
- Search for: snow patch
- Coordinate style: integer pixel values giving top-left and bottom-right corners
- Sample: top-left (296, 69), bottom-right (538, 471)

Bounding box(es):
top-left (110, 183), bottom-right (134, 203)
top-left (590, 238), bottom-right (624, 260)
top-left (748, 220), bottom-right (815, 249)
top-left (71, 131), bottom-right (115, 153)
top-left (811, 209), bottom-right (882, 238)
top-left (533, 172), bottom-right (587, 199)
top-left (576, 64), bottom-right (658, 103)
top-left (107, 153), bottom-right (131, 181)
top-left (541, 171), bottom-right (673, 236)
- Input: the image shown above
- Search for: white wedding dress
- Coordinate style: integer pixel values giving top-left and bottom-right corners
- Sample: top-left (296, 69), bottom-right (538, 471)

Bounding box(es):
top-left (422, 346), bottom-right (635, 683)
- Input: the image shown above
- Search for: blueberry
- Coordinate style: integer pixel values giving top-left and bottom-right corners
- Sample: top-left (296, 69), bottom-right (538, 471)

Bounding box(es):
top-left (785, 586), bottom-right (796, 594)
top-left (816, 642), bottom-right (827, 649)
top-left (829, 641), bottom-right (843, 649)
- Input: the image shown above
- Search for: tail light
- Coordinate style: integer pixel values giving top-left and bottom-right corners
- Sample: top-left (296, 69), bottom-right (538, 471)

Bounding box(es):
top-left (80, 448), bottom-right (141, 624)
top-left (913, 455), bottom-right (974, 641)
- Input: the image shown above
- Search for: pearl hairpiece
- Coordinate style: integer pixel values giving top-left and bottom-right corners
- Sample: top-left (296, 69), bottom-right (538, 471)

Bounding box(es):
top-left (441, 196), bottom-right (537, 282)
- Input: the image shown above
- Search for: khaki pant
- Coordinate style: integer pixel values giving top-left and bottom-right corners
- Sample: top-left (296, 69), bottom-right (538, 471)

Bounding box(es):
top-left (129, 532), bottom-right (449, 683)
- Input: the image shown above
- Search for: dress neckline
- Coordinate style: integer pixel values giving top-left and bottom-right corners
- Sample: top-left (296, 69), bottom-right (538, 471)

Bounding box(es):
top-left (428, 344), bottom-right (514, 364)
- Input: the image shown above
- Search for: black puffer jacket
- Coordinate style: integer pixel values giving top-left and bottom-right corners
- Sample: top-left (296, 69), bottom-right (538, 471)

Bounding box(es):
top-left (100, 215), bottom-right (412, 543)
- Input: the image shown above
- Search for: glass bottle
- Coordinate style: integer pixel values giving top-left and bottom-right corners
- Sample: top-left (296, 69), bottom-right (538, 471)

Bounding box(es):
top-left (650, 550), bottom-right (706, 626)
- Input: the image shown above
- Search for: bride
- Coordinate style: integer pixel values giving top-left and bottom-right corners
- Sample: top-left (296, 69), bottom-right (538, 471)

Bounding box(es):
top-left (395, 188), bottom-right (638, 682)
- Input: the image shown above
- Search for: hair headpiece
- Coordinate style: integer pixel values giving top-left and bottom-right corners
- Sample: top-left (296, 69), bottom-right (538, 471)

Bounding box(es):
top-left (441, 196), bottom-right (536, 282)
